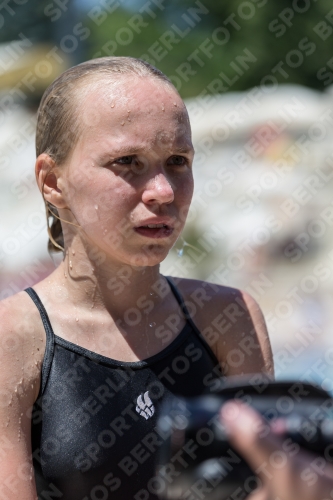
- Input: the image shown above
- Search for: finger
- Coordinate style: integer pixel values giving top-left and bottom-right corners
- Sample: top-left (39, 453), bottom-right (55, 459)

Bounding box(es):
top-left (247, 485), bottom-right (270, 500)
top-left (221, 400), bottom-right (283, 472)
top-left (221, 401), bottom-right (333, 500)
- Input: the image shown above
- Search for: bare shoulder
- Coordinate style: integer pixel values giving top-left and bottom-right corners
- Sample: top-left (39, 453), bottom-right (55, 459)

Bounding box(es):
top-left (0, 289), bottom-right (45, 338)
top-left (0, 291), bottom-right (43, 497)
top-left (0, 291), bottom-right (45, 400)
top-left (171, 277), bottom-right (274, 377)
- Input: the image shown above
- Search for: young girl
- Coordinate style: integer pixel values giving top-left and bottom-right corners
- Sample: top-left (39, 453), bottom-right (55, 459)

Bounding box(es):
top-left (0, 57), bottom-right (273, 500)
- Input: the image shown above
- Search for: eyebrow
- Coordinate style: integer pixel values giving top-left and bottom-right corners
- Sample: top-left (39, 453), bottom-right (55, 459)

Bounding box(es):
top-left (101, 144), bottom-right (195, 157)
top-left (173, 146), bottom-right (195, 154)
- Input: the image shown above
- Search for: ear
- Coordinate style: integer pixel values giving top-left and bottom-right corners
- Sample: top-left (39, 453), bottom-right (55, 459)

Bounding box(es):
top-left (35, 154), bottom-right (68, 209)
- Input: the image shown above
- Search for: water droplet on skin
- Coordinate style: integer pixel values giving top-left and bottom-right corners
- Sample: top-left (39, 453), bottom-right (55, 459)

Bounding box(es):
top-left (121, 121), bottom-right (125, 126)
top-left (72, 250), bottom-right (75, 256)
top-left (111, 103), bottom-right (115, 108)
top-left (173, 102), bottom-right (177, 106)
top-left (94, 205), bottom-right (98, 210)
top-left (176, 239), bottom-right (197, 258)
top-left (149, 322), bottom-right (156, 328)
top-left (103, 229), bottom-right (107, 235)
top-left (162, 104), bottom-right (165, 111)
top-left (76, 318), bottom-right (79, 322)
top-left (69, 261), bottom-right (73, 270)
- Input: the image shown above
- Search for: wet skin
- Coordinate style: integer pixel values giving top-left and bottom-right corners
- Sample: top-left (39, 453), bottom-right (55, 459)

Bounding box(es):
top-left (32, 76), bottom-right (197, 360)
top-left (34, 76), bottom-right (272, 373)
top-left (56, 77), bottom-right (195, 269)
top-left (0, 73), bottom-right (273, 500)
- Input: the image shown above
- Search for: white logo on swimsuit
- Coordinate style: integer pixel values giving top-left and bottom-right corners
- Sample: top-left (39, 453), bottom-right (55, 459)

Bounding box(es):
top-left (135, 391), bottom-right (155, 420)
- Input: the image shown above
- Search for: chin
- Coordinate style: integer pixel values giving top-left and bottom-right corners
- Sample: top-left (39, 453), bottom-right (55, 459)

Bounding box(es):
top-left (127, 246), bottom-right (169, 268)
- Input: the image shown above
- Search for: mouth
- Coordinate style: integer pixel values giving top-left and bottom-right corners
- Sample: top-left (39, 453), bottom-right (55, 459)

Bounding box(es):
top-left (134, 223), bottom-right (174, 239)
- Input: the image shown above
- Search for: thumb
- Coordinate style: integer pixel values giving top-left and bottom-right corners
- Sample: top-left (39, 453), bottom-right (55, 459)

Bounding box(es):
top-left (221, 400), bottom-right (279, 473)
top-left (221, 401), bottom-right (333, 500)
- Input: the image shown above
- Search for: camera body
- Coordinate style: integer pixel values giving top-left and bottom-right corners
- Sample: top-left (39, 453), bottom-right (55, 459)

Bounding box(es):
top-left (157, 379), bottom-right (333, 500)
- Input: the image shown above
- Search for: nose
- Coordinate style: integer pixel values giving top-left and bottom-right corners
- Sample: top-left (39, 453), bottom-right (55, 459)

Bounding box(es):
top-left (142, 173), bottom-right (175, 205)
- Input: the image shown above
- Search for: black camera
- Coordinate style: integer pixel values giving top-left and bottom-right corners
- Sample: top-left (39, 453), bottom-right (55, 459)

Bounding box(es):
top-left (157, 378), bottom-right (333, 500)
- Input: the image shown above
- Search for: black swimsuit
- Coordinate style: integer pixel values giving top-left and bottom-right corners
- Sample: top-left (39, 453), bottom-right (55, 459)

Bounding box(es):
top-left (26, 277), bottom-right (221, 500)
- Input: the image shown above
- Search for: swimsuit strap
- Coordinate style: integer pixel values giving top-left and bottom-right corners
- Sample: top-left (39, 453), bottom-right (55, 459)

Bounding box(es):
top-left (166, 276), bottom-right (218, 365)
top-left (25, 287), bottom-right (55, 395)
top-left (25, 277), bottom-right (218, 391)
top-left (166, 274), bottom-right (203, 334)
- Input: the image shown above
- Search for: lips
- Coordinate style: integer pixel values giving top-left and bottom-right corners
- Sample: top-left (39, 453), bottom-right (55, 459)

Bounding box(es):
top-left (134, 221), bottom-right (174, 239)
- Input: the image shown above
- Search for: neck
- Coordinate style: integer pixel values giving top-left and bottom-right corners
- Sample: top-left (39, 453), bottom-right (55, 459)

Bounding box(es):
top-left (52, 239), bottom-right (169, 317)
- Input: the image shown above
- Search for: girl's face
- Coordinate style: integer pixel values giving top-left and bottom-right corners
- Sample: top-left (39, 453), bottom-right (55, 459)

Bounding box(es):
top-left (59, 77), bottom-right (194, 267)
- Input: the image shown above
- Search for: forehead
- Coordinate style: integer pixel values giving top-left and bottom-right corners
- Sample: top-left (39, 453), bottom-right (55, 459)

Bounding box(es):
top-left (80, 72), bottom-right (181, 102)
top-left (75, 75), bottom-right (192, 150)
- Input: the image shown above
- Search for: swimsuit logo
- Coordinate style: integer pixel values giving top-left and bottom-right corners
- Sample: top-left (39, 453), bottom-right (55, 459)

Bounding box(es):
top-left (135, 391), bottom-right (155, 420)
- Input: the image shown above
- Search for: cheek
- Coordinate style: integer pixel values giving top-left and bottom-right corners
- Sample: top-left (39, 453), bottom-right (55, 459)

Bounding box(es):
top-left (68, 171), bottom-right (132, 215)
top-left (176, 177), bottom-right (193, 225)
top-left (177, 174), bottom-right (194, 203)
top-left (88, 191), bottom-right (130, 229)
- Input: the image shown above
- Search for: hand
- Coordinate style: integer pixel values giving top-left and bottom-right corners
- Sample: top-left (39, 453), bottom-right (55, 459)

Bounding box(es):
top-left (221, 401), bottom-right (333, 500)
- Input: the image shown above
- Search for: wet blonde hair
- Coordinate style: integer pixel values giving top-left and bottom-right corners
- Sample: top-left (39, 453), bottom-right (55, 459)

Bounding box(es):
top-left (36, 56), bottom-right (174, 252)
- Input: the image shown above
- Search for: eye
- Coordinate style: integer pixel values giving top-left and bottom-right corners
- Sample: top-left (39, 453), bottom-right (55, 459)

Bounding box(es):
top-left (168, 155), bottom-right (188, 166)
top-left (115, 156), bottom-right (134, 165)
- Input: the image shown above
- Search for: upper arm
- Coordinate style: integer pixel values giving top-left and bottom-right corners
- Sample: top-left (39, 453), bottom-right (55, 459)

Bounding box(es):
top-left (0, 294), bottom-right (44, 499)
top-left (174, 279), bottom-right (274, 378)
top-left (219, 290), bottom-right (274, 377)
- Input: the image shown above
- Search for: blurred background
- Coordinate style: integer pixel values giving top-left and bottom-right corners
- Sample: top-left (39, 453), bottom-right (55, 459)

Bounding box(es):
top-left (2, 0), bottom-right (333, 386)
